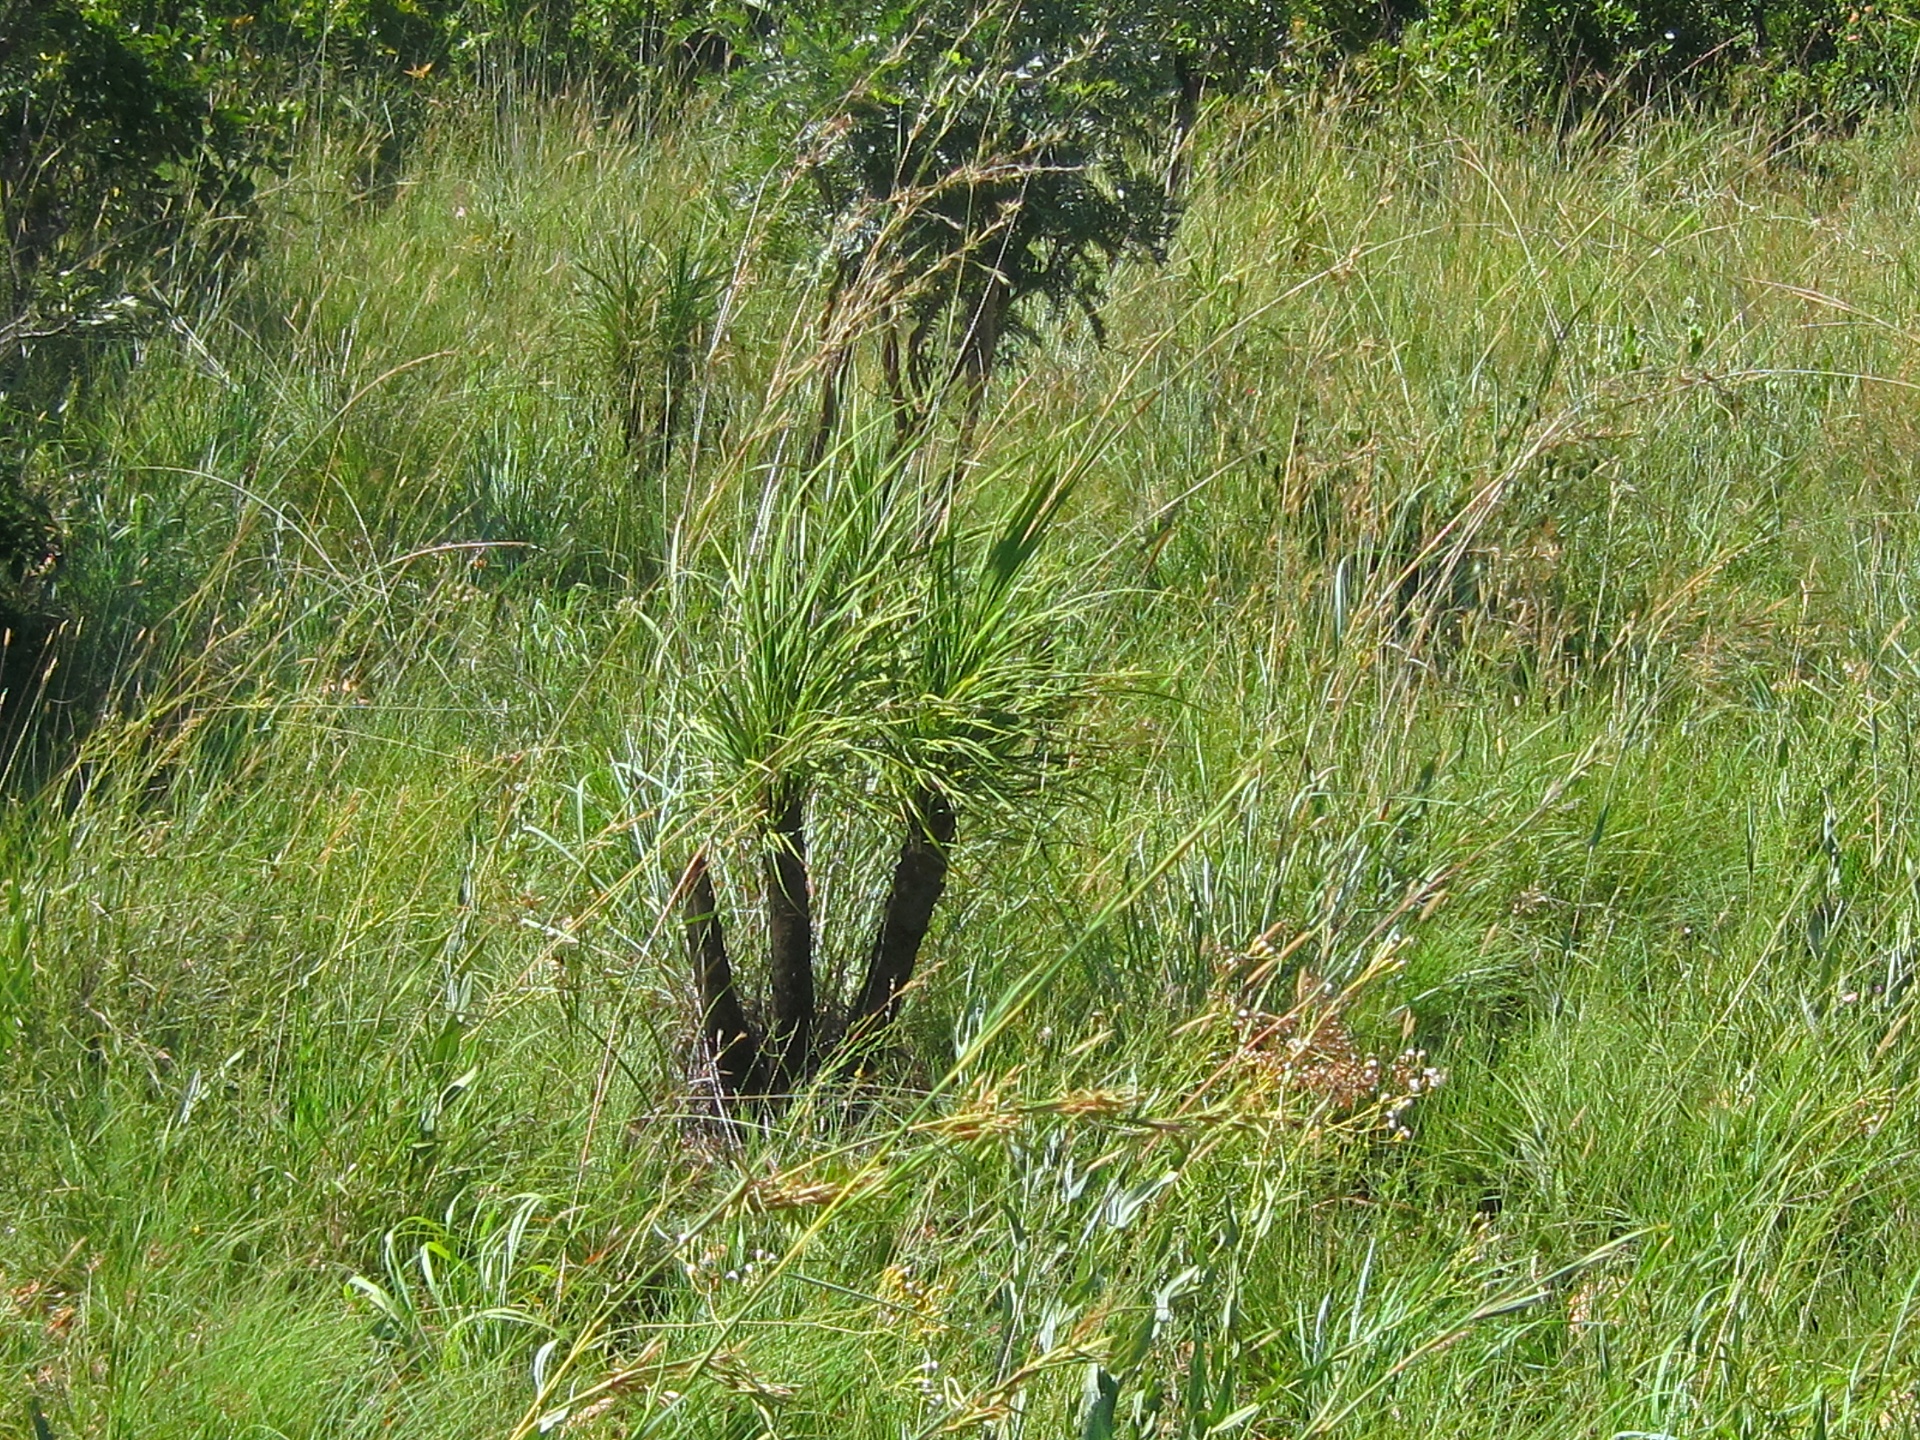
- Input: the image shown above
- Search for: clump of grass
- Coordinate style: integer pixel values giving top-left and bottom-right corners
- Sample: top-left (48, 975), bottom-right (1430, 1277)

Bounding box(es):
top-left (577, 222), bottom-right (727, 513)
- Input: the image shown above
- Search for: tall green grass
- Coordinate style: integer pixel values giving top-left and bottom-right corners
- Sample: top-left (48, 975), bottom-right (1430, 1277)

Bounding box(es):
top-left (4, 86), bottom-right (1920, 1438)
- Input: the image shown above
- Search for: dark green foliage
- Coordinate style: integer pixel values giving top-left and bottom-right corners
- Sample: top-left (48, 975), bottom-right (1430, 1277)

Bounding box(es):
top-left (1412, 0), bottom-right (1920, 114)
top-left (500, 0), bottom-right (754, 91)
top-left (0, 0), bottom-right (269, 634)
top-left (0, 0), bottom-right (262, 310)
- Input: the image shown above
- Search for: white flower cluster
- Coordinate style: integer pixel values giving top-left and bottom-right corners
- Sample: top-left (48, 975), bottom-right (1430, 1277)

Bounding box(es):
top-left (676, 1237), bottom-right (778, 1290)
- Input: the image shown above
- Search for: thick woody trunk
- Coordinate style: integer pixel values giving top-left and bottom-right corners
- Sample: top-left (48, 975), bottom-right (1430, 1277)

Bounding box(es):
top-left (680, 852), bottom-right (761, 1104)
top-left (848, 788), bottom-right (956, 1042)
top-left (764, 787), bottom-right (815, 1092)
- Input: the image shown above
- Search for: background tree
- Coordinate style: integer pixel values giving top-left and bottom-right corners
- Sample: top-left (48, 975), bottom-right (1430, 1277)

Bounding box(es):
top-left (754, 0), bottom-right (1177, 455)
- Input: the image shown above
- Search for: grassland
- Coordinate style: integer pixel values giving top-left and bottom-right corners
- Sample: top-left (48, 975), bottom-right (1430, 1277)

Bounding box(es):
top-left (5, 85), bottom-right (1920, 1438)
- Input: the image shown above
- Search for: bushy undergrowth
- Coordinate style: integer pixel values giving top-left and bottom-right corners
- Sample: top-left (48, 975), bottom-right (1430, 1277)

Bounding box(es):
top-left (5, 84), bottom-right (1920, 1439)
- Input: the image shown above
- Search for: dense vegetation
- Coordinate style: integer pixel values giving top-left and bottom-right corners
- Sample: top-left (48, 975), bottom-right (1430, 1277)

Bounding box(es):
top-left (6, 0), bottom-right (1920, 1435)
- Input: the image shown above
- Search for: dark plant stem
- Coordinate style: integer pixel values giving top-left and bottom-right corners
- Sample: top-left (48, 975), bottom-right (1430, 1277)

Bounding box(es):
top-left (944, 271), bottom-right (1009, 521)
top-left (764, 787), bottom-right (815, 1092)
top-left (956, 271), bottom-right (1009, 413)
top-left (848, 787), bottom-right (956, 1043)
top-left (647, 346), bottom-right (690, 476)
top-left (1167, 53), bottom-right (1203, 200)
top-left (806, 345), bottom-right (850, 472)
top-left (881, 312), bottom-right (918, 449)
top-left (805, 259), bottom-right (853, 471)
top-left (679, 851), bottom-right (761, 1103)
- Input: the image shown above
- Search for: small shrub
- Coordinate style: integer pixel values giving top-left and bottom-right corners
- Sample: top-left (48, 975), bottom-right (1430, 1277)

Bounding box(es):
top-left (656, 441), bottom-right (1094, 1111)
